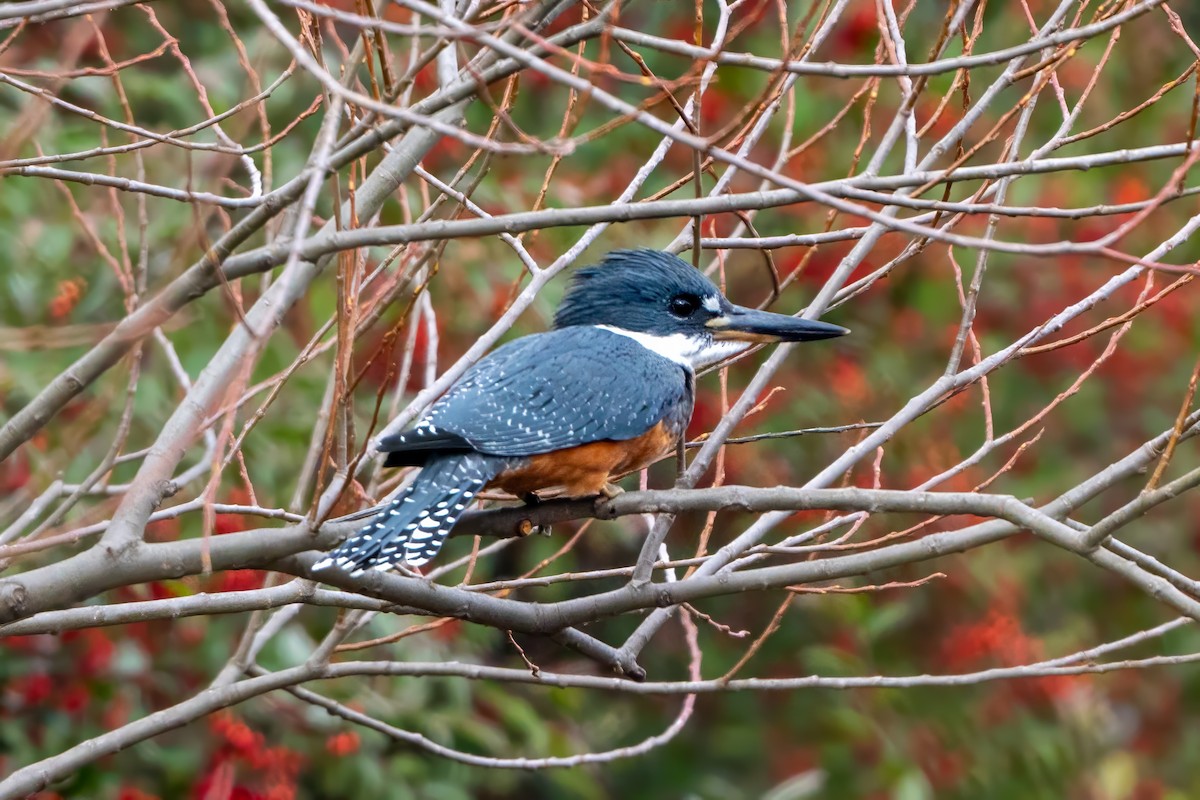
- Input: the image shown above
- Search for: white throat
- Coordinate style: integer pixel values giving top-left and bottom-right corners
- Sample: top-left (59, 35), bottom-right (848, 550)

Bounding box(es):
top-left (596, 325), bottom-right (750, 369)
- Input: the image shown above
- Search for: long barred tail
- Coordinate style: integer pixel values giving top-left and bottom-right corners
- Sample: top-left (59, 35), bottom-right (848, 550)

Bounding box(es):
top-left (313, 455), bottom-right (503, 575)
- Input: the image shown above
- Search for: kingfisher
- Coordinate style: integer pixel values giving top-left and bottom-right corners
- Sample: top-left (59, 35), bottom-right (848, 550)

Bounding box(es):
top-left (313, 249), bottom-right (847, 575)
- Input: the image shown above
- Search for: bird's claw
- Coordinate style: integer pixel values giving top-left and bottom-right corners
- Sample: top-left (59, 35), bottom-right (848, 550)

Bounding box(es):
top-left (519, 492), bottom-right (551, 537)
top-left (592, 483), bottom-right (624, 520)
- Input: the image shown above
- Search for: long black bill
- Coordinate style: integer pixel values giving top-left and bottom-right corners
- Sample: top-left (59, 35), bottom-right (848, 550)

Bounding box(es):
top-left (706, 304), bottom-right (849, 343)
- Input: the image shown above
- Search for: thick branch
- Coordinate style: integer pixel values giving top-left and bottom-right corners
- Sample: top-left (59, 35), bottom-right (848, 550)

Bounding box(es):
top-left (0, 487), bottom-right (1053, 628)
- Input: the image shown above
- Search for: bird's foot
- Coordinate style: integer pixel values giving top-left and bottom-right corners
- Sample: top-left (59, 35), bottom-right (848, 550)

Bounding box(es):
top-left (520, 492), bottom-right (551, 537)
top-left (599, 482), bottom-right (625, 500)
top-left (592, 483), bottom-right (624, 520)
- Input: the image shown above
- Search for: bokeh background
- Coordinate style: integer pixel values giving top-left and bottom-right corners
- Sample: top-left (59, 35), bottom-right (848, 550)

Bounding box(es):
top-left (4, 1), bottom-right (1200, 798)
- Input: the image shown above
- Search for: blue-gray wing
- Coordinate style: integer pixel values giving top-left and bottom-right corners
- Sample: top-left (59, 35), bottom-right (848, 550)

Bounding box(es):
top-left (380, 327), bottom-right (691, 459)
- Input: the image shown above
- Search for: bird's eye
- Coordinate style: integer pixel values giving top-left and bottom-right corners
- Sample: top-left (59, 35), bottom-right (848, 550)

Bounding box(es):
top-left (669, 294), bottom-right (700, 318)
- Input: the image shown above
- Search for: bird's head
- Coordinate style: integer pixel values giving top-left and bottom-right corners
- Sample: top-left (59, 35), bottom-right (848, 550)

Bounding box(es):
top-left (553, 249), bottom-right (848, 368)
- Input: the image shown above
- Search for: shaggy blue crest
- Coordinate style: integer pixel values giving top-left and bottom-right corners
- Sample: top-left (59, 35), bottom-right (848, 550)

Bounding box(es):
top-left (553, 249), bottom-right (722, 335)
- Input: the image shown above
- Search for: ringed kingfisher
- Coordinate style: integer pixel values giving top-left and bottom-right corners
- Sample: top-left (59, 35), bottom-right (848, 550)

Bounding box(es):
top-left (313, 249), bottom-right (847, 575)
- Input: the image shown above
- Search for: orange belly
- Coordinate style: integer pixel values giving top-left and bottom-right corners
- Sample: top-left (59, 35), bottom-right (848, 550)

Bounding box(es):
top-left (489, 421), bottom-right (675, 497)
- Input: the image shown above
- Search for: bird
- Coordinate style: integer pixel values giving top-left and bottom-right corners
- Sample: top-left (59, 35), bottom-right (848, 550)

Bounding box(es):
top-left (312, 249), bottom-right (848, 575)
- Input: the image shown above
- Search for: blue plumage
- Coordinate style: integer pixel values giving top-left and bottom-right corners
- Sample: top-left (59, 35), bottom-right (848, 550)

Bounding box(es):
top-left (314, 455), bottom-right (501, 573)
top-left (390, 327), bottom-right (691, 457)
top-left (315, 327), bottom-right (693, 573)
